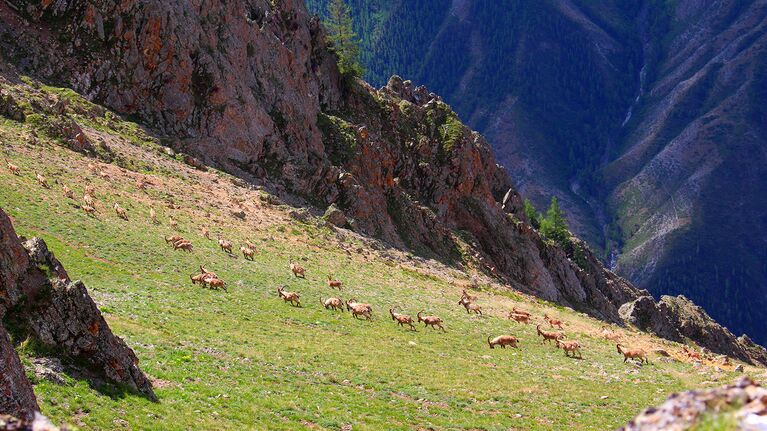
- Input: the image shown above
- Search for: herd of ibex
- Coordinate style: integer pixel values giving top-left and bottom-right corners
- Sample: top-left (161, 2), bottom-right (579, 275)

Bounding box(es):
top-left (8, 161), bottom-right (717, 366)
top-left (262, 268), bottom-right (660, 362)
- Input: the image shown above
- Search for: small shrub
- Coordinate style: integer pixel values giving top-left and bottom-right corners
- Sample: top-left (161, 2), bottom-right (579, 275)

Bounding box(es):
top-left (316, 112), bottom-right (357, 165)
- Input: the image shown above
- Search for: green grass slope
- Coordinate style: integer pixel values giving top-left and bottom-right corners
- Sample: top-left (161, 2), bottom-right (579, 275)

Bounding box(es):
top-left (0, 77), bottom-right (763, 430)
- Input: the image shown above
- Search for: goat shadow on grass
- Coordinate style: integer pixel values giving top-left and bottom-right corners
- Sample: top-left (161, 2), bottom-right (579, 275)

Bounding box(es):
top-left (564, 355), bottom-right (585, 360)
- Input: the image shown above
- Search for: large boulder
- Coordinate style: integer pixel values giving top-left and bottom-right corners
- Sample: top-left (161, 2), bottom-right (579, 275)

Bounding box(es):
top-left (323, 204), bottom-right (348, 228)
top-left (0, 208), bottom-right (156, 413)
top-left (17, 238), bottom-right (155, 399)
top-left (619, 296), bottom-right (683, 342)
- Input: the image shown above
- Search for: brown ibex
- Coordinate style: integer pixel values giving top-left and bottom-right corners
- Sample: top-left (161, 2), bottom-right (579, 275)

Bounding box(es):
top-left (488, 335), bottom-right (519, 349)
top-left (617, 344), bottom-right (649, 364)
top-left (537, 324), bottom-right (565, 344)
top-left (389, 307), bottom-right (416, 331)
top-left (417, 311), bottom-right (445, 332)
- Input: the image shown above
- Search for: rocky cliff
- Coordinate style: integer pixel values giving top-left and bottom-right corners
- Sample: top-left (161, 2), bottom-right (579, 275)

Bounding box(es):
top-left (0, 0), bottom-right (343, 198)
top-left (619, 295), bottom-right (767, 365)
top-left (0, 0), bottom-right (764, 365)
top-left (305, 0), bottom-right (767, 347)
top-left (0, 209), bottom-right (155, 419)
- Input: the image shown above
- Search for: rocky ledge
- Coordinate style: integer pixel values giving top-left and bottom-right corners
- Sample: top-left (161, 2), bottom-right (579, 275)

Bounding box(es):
top-left (0, 208), bottom-right (154, 420)
top-left (620, 295), bottom-right (767, 365)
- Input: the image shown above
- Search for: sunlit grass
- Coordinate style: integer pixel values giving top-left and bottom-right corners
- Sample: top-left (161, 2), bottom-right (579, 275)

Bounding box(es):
top-left (0, 82), bottom-right (753, 430)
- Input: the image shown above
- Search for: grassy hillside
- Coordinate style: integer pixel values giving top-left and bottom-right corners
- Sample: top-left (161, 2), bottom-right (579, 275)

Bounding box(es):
top-left (0, 77), bottom-right (763, 430)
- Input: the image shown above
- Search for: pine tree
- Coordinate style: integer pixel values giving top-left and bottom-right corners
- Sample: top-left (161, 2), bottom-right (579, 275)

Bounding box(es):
top-left (326, 0), bottom-right (364, 77)
top-left (540, 196), bottom-right (569, 245)
top-left (522, 198), bottom-right (540, 229)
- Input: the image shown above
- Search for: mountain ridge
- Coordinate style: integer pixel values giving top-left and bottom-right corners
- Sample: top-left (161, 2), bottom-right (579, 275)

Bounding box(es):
top-left (305, 0), bottom-right (767, 345)
top-left (0, 0), bottom-right (766, 428)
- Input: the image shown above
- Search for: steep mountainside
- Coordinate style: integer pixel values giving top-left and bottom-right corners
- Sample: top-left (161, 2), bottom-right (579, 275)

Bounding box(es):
top-left (0, 71), bottom-right (764, 430)
top-left (606, 1), bottom-right (767, 347)
top-left (305, 0), bottom-right (767, 345)
top-left (0, 0), bottom-right (763, 361)
top-left (0, 0), bottom-right (767, 428)
top-left (0, 0), bottom-right (628, 327)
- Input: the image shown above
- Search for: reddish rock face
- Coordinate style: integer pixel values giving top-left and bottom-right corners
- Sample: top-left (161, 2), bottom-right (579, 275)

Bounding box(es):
top-left (0, 210), bottom-right (29, 317)
top-left (0, 210), bottom-right (38, 420)
top-left (0, 327), bottom-right (38, 421)
top-left (1, 0), bottom-right (342, 197)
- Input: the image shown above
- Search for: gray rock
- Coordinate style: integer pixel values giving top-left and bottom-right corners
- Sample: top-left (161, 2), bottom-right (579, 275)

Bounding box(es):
top-left (619, 377), bottom-right (767, 431)
top-left (31, 357), bottom-right (65, 385)
top-left (619, 296), bottom-right (683, 342)
top-left (289, 208), bottom-right (312, 223)
top-left (0, 93), bottom-right (25, 122)
top-left (323, 204), bottom-right (348, 228)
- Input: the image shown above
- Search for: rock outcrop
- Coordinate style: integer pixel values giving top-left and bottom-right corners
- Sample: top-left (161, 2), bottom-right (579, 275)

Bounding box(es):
top-left (0, 0), bottom-right (764, 364)
top-left (0, 413), bottom-right (61, 431)
top-left (19, 238), bottom-right (154, 398)
top-left (619, 377), bottom-right (767, 431)
top-left (619, 295), bottom-right (767, 365)
top-left (0, 208), bottom-right (155, 418)
top-left (619, 296), bottom-right (683, 343)
top-left (0, 328), bottom-right (38, 421)
top-left (659, 296), bottom-right (767, 366)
